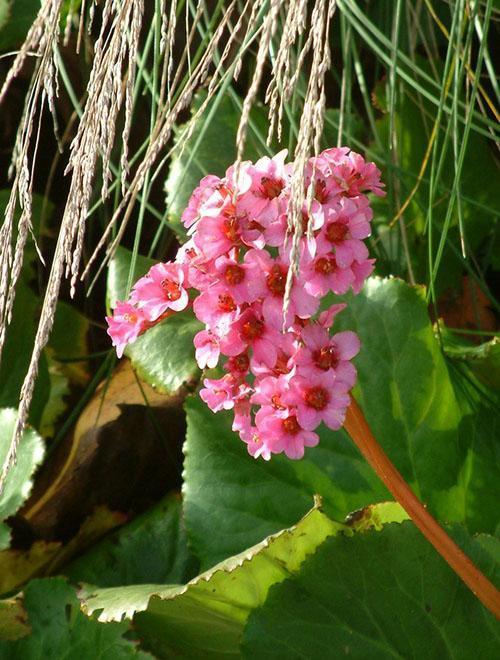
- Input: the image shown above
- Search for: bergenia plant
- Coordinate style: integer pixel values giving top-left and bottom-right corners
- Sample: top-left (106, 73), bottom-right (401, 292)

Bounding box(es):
top-left (106, 147), bottom-right (499, 617)
top-left (106, 147), bottom-right (384, 460)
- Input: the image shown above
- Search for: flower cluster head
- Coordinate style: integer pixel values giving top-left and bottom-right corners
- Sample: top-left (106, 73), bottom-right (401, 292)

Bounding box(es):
top-left (107, 147), bottom-right (384, 460)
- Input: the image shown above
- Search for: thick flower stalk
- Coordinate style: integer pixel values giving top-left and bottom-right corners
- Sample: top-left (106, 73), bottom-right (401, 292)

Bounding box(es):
top-left (106, 147), bottom-right (384, 460)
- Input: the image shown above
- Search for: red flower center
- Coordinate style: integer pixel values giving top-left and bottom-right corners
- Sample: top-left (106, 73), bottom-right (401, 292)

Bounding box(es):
top-left (222, 215), bottom-right (240, 243)
top-left (260, 176), bottom-right (284, 199)
top-left (326, 222), bottom-right (348, 243)
top-left (314, 180), bottom-right (328, 204)
top-left (247, 218), bottom-right (266, 232)
top-left (241, 316), bottom-right (264, 340)
top-left (304, 386), bottom-right (329, 410)
top-left (271, 393), bottom-right (286, 410)
top-left (301, 211), bottom-right (310, 233)
top-left (282, 415), bottom-right (301, 435)
top-left (274, 351), bottom-right (292, 375)
top-left (230, 353), bottom-right (250, 373)
top-left (161, 278), bottom-right (182, 301)
top-left (314, 256), bottom-right (336, 275)
top-left (224, 264), bottom-right (245, 285)
top-left (313, 345), bottom-right (338, 370)
top-left (266, 264), bottom-right (287, 296)
top-left (123, 312), bottom-right (138, 323)
top-left (218, 294), bottom-right (237, 313)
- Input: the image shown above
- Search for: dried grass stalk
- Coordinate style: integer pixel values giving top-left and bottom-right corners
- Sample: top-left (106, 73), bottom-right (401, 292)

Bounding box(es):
top-left (0, 0), bottom-right (335, 491)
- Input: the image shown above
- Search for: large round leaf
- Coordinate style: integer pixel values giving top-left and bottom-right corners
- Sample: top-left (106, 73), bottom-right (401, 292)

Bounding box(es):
top-left (243, 524), bottom-right (500, 659)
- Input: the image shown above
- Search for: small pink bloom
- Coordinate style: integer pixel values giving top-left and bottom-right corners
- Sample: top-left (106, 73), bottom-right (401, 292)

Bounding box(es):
top-left (176, 239), bottom-right (214, 291)
top-left (244, 428), bottom-right (272, 461)
top-left (315, 203), bottom-right (371, 268)
top-left (200, 374), bottom-right (249, 412)
top-left (256, 411), bottom-right (319, 459)
top-left (302, 249), bottom-right (355, 298)
top-left (318, 303), bottom-right (347, 329)
top-left (219, 304), bottom-right (281, 367)
top-left (131, 262), bottom-right (188, 321)
top-left (193, 188), bottom-right (243, 259)
top-left (181, 174), bottom-right (222, 228)
top-left (250, 332), bottom-right (297, 377)
top-left (193, 285), bottom-right (239, 328)
top-left (213, 254), bottom-right (266, 304)
top-left (194, 330), bottom-right (220, 369)
top-left (251, 375), bottom-right (292, 412)
top-left (106, 301), bottom-right (147, 358)
top-left (246, 249), bottom-right (318, 326)
top-left (291, 372), bottom-right (351, 431)
top-left (237, 150), bottom-right (290, 225)
top-left (296, 325), bottom-right (360, 388)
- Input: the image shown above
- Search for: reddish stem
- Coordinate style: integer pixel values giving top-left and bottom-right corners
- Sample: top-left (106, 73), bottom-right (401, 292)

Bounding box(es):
top-left (344, 398), bottom-right (500, 620)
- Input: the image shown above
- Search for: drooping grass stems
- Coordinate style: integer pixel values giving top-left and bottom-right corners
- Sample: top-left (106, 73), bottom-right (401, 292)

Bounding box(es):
top-left (344, 398), bottom-right (500, 620)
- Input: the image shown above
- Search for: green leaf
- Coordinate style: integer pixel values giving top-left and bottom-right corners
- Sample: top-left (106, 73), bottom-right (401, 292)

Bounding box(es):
top-left (48, 301), bottom-right (90, 385)
top-left (0, 578), bottom-right (150, 656)
top-left (0, 0), bottom-right (39, 51)
top-left (0, 0), bottom-right (9, 33)
top-left (183, 396), bottom-right (381, 569)
top-left (66, 494), bottom-right (198, 588)
top-left (126, 311), bottom-right (201, 393)
top-left (39, 357), bottom-right (70, 438)
top-left (107, 246), bottom-right (202, 392)
top-left (441, 327), bottom-right (500, 392)
top-left (0, 409), bottom-right (44, 547)
top-left (81, 504), bottom-right (401, 657)
top-left (183, 278), bottom-right (498, 568)
top-left (165, 90), bottom-right (270, 240)
top-left (242, 522), bottom-right (500, 659)
top-left (0, 281), bottom-right (50, 428)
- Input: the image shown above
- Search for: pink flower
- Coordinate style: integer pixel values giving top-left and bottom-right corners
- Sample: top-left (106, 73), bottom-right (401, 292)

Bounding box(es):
top-left (291, 372), bottom-right (351, 431)
top-left (315, 218), bottom-right (369, 271)
top-left (250, 332), bottom-right (297, 377)
top-left (193, 285), bottom-right (239, 328)
top-left (251, 374), bottom-right (292, 411)
top-left (345, 152), bottom-right (385, 196)
top-left (225, 352), bottom-right (251, 376)
top-left (256, 411), bottom-right (319, 459)
top-left (106, 301), bottom-right (147, 358)
top-left (244, 429), bottom-right (272, 461)
top-left (237, 150), bottom-right (290, 224)
top-left (181, 174), bottom-right (222, 228)
top-left (107, 146), bottom-right (383, 460)
top-left (318, 303), bottom-right (347, 329)
top-left (193, 214), bottom-right (239, 261)
top-left (296, 325), bottom-right (360, 387)
top-left (301, 248), bottom-right (355, 298)
top-left (200, 374), bottom-right (249, 412)
top-left (219, 303), bottom-right (282, 367)
top-left (131, 262), bottom-right (188, 321)
top-left (194, 330), bottom-right (220, 369)
top-left (213, 254), bottom-right (266, 304)
top-left (245, 248), bottom-right (319, 326)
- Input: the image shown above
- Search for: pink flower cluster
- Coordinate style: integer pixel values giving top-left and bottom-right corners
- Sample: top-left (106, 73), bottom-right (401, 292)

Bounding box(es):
top-left (106, 147), bottom-right (384, 460)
